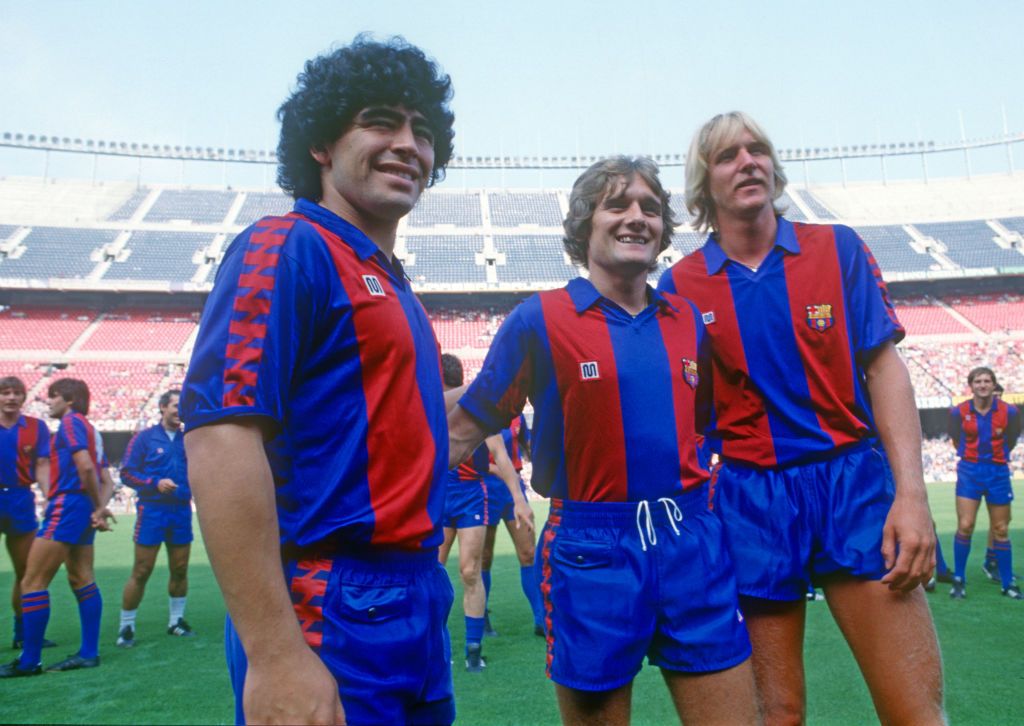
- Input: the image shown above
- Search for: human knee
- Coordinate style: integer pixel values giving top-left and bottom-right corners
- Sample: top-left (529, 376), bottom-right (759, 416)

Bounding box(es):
top-left (516, 543), bottom-right (535, 566)
top-left (131, 560), bottom-right (155, 583)
top-left (990, 521), bottom-right (1010, 540)
top-left (459, 559), bottom-right (481, 586)
top-left (956, 519), bottom-right (975, 537)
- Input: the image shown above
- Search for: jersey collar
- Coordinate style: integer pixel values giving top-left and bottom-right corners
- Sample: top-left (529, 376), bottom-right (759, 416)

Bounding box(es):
top-left (566, 277), bottom-right (678, 314)
top-left (294, 198), bottom-right (381, 261)
top-left (702, 216), bottom-right (801, 275)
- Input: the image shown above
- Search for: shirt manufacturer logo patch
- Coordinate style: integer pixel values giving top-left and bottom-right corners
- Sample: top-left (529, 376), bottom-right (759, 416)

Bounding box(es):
top-left (579, 361), bottom-right (601, 381)
top-left (362, 275), bottom-right (386, 297)
top-left (681, 358), bottom-right (699, 389)
top-left (21, 445), bottom-right (32, 454)
top-left (805, 303), bottom-right (834, 332)
top-left (702, 311), bottom-right (716, 325)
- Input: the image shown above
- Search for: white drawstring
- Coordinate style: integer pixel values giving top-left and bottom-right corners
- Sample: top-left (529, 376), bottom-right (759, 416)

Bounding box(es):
top-left (635, 498), bottom-right (684, 552)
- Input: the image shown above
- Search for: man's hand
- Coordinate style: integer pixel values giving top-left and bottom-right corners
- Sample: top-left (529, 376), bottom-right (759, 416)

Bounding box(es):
top-left (244, 646), bottom-right (345, 725)
top-left (880, 494), bottom-right (935, 592)
top-left (91, 507), bottom-right (116, 531)
top-left (512, 497), bottom-right (534, 533)
top-left (157, 478), bottom-right (179, 494)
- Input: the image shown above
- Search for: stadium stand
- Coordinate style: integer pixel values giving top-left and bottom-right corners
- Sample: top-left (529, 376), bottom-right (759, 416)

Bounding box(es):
top-left (778, 191), bottom-right (807, 221)
top-left (234, 191), bottom-right (294, 227)
top-left (103, 230), bottom-right (214, 283)
top-left (407, 191), bottom-right (482, 227)
top-left (143, 189), bottom-right (236, 224)
top-left (487, 192), bottom-right (562, 227)
top-left (947, 293), bottom-right (1024, 334)
top-left (0, 224), bottom-right (19, 241)
top-left (857, 225), bottom-right (936, 273)
top-left (791, 188), bottom-right (836, 220)
top-left (893, 298), bottom-right (972, 335)
top-left (404, 235), bottom-right (487, 284)
top-left (79, 310), bottom-right (197, 353)
top-left (0, 227), bottom-right (116, 279)
top-left (107, 187), bottom-right (150, 221)
top-left (0, 307), bottom-right (96, 352)
top-left (914, 221), bottom-right (1024, 270)
top-left (492, 235), bottom-right (579, 284)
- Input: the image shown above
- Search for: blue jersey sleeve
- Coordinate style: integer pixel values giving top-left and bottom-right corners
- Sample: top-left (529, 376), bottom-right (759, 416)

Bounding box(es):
top-left (120, 430), bottom-right (156, 493)
top-left (182, 220), bottom-right (320, 434)
top-left (1008, 404), bottom-right (1021, 452)
top-left (459, 299), bottom-right (538, 434)
top-left (34, 419), bottom-right (50, 458)
top-left (64, 415), bottom-right (91, 454)
top-left (837, 225), bottom-right (905, 355)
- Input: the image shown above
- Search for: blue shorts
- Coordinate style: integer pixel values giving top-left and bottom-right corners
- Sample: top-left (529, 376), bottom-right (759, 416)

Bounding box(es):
top-left (134, 502), bottom-right (194, 546)
top-left (227, 545), bottom-right (455, 726)
top-left (956, 461), bottom-right (1013, 505)
top-left (0, 486), bottom-right (37, 536)
top-left (484, 474), bottom-right (528, 524)
top-left (538, 486), bottom-right (750, 692)
top-left (443, 480), bottom-right (488, 529)
top-left (37, 492), bottom-right (96, 546)
top-left (715, 443), bottom-right (895, 601)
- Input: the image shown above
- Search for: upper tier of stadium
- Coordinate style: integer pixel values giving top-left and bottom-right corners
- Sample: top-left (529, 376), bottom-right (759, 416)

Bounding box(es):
top-left (1, 170), bottom-right (1023, 293)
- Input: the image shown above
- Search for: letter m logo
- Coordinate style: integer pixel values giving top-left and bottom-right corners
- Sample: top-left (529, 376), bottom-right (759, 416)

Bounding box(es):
top-left (579, 361), bottom-right (601, 381)
top-left (363, 275), bottom-right (386, 297)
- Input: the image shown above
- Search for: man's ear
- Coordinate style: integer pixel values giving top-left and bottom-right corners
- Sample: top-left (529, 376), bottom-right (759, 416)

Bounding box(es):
top-left (310, 145), bottom-right (330, 166)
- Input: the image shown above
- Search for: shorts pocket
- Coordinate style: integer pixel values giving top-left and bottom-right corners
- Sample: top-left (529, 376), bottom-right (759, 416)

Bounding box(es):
top-left (551, 537), bottom-right (615, 570)
top-left (338, 583), bottom-right (410, 624)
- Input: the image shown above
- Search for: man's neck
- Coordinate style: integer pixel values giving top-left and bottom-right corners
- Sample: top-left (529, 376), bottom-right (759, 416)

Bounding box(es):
top-left (588, 267), bottom-right (649, 316)
top-left (162, 423), bottom-right (179, 434)
top-left (973, 395), bottom-right (994, 414)
top-left (0, 412), bottom-right (19, 428)
top-left (715, 207), bottom-right (778, 270)
top-left (318, 198), bottom-right (398, 261)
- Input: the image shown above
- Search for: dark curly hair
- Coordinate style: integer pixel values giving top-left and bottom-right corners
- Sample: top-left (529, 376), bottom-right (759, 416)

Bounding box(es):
top-left (441, 353), bottom-right (464, 389)
top-left (563, 156), bottom-right (676, 269)
top-left (277, 34), bottom-right (455, 201)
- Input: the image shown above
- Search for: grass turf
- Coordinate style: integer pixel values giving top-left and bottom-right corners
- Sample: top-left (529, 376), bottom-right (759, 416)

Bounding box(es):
top-left (0, 481), bottom-right (1021, 724)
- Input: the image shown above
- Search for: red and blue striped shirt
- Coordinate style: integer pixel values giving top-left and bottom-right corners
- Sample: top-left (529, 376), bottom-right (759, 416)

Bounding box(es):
top-left (182, 199), bottom-right (448, 550)
top-left (460, 278), bottom-right (710, 502)
top-left (949, 399), bottom-right (1020, 465)
top-left (49, 412), bottom-right (98, 497)
top-left (658, 218), bottom-right (904, 468)
top-left (0, 415), bottom-right (50, 488)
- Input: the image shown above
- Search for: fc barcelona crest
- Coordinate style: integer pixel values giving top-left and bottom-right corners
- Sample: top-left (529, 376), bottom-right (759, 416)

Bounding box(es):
top-left (805, 304), bottom-right (834, 332)
top-left (681, 358), bottom-right (699, 389)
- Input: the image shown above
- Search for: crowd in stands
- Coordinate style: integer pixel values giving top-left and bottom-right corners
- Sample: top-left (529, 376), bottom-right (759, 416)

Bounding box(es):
top-left (901, 339), bottom-right (1024, 398)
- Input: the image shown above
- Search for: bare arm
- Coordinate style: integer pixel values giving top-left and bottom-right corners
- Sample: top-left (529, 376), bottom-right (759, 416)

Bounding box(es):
top-left (34, 457), bottom-right (49, 504)
top-left (486, 435), bottom-right (533, 533)
top-left (72, 449), bottom-right (100, 510)
top-left (91, 467), bottom-right (117, 531)
top-left (448, 404), bottom-right (489, 469)
top-left (186, 420), bottom-right (343, 725)
top-left (864, 342), bottom-right (934, 592)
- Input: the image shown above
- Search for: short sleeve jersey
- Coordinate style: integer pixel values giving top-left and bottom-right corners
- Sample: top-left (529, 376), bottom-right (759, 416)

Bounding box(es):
top-left (503, 414), bottom-right (528, 472)
top-left (49, 412), bottom-right (98, 497)
top-left (459, 278), bottom-right (711, 503)
top-left (121, 424), bottom-right (191, 504)
top-left (0, 415), bottom-right (50, 488)
top-left (454, 442), bottom-right (491, 484)
top-left (658, 218), bottom-right (904, 468)
top-left (181, 200), bottom-right (448, 550)
top-left (949, 399), bottom-right (1021, 465)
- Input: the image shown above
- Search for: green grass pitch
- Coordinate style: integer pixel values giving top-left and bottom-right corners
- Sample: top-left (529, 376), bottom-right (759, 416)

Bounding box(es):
top-left (0, 481), bottom-right (1021, 724)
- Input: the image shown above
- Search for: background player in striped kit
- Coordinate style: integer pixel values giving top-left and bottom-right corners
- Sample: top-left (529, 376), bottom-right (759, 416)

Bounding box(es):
top-left (439, 353), bottom-right (530, 672)
top-left (116, 389), bottom-right (195, 647)
top-left (182, 36), bottom-right (458, 725)
top-left (659, 111), bottom-right (944, 725)
top-left (1, 378), bottom-right (115, 677)
top-left (947, 366), bottom-right (1021, 599)
top-left (0, 376), bottom-right (51, 651)
top-left (449, 156), bottom-right (757, 725)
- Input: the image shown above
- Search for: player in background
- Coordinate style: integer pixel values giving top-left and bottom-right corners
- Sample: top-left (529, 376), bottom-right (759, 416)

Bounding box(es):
top-left (438, 353), bottom-right (531, 671)
top-left (480, 413), bottom-right (545, 637)
top-left (449, 156), bottom-right (757, 724)
top-left (981, 382), bottom-right (1018, 584)
top-left (0, 376), bottom-right (52, 650)
top-left (117, 389), bottom-right (195, 647)
top-left (948, 367), bottom-right (1021, 599)
top-left (1, 378), bottom-right (114, 677)
top-left (659, 111), bottom-right (943, 724)
top-left (182, 36), bottom-right (458, 725)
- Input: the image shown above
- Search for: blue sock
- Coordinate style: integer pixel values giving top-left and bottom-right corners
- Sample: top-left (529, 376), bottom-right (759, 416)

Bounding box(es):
top-left (953, 533), bottom-right (971, 581)
top-left (481, 570), bottom-right (492, 606)
top-left (520, 565), bottom-right (544, 627)
top-left (935, 534), bottom-right (949, 576)
top-left (19, 590), bottom-right (50, 669)
top-left (75, 582), bottom-right (102, 659)
top-left (994, 540), bottom-right (1014, 590)
top-left (985, 546), bottom-right (997, 567)
top-left (13, 614), bottom-right (24, 643)
top-left (465, 615), bottom-right (485, 654)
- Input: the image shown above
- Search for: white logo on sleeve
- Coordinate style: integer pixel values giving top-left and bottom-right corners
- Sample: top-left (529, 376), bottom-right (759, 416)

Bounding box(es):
top-left (363, 275), bottom-right (386, 297)
top-left (702, 311), bottom-right (716, 325)
top-left (579, 361), bottom-right (601, 381)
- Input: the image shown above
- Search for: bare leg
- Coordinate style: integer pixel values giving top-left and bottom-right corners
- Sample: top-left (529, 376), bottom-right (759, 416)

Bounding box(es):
top-left (6, 532), bottom-right (34, 619)
top-left (456, 526), bottom-right (486, 618)
top-left (739, 596), bottom-right (807, 726)
top-left (824, 578), bottom-right (944, 726)
top-left (166, 543), bottom-right (191, 598)
top-left (556, 682), bottom-right (632, 726)
top-left (662, 660), bottom-right (761, 725)
top-left (121, 544), bottom-right (159, 610)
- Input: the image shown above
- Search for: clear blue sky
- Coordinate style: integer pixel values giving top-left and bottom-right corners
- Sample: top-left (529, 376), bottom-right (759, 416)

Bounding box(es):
top-left (2, 1), bottom-right (1021, 187)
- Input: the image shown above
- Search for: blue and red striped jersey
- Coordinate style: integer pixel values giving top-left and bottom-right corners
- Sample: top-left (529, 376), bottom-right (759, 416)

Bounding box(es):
top-left (0, 415), bottom-right (50, 488)
top-left (455, 442), bottom-right (491, 483)
top-left (460, 278), bottom-right (710, 502)
top-left (181, 199), bottom-right (448, 550)
top-left (949, 399), bottom-right (1020, 464)
top-left (503, 414), bottom-right (528, 472)
top-left (121, 424), bottom-right (190, 504)
top-left (658, 219), bottom-right (904, 468)
top-left (49, 412), bottom-right (98, 497)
